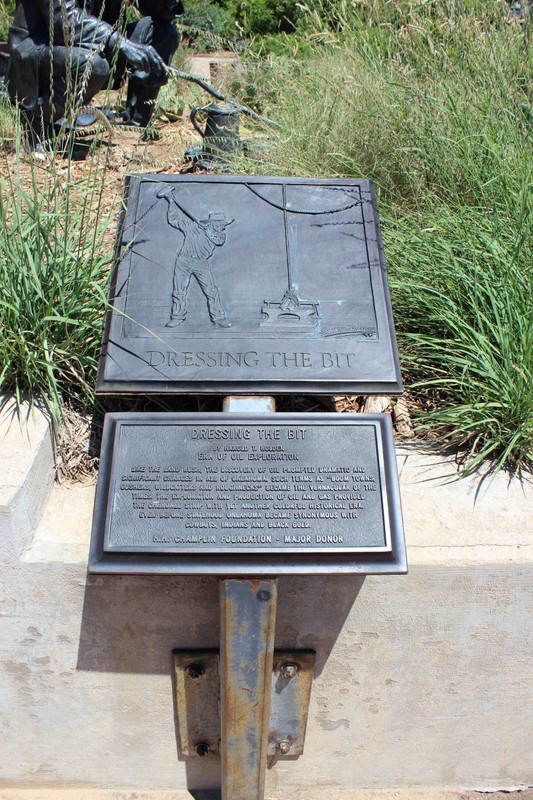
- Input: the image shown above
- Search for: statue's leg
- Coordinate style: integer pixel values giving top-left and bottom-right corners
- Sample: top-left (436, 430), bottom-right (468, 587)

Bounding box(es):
top-left (123, 17), bottom-right (179, 127)
top-left (37, 46), bottom-right (110, 127)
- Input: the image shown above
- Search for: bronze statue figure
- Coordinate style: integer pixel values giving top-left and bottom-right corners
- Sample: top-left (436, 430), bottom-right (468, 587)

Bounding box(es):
top-left (7, 0), bottom-right (183, 147)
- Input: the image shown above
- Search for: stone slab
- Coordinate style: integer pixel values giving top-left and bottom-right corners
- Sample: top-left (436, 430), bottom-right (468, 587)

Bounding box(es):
top-left (5, 436), bottom-right (531, 794)
top-left (396, 444), bottom-right (533, 563)
top-left (0, 397), bottom-right (53, 561)
top-left (1, 563), bottom-right (532, 790)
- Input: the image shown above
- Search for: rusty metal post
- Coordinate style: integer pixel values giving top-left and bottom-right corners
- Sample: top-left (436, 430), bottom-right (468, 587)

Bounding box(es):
top-left (220, 577), bottom-right (278, 800)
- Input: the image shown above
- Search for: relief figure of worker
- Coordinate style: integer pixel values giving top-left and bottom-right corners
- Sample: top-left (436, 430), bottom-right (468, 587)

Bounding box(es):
top-left (158, 186), bottom-right (233, 329)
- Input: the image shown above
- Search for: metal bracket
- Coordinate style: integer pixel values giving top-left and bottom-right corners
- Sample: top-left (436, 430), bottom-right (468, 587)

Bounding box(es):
top-left (173, 649), bottom-right (315, 759)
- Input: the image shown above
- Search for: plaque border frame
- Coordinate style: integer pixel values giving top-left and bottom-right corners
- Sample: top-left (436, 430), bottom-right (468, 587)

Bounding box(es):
top-left (96, 175), bottom-right (403, 396)
top-left (89, 412), bottom-right (407, 575)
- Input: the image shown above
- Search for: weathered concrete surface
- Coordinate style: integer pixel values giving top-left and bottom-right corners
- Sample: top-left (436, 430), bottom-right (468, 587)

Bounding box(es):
top-left (0, 789), bottom-right (532, 799)
top-left (396, 444), bottom-right (533, 564)
top-left (0, 422), bottom-right (532, 793)
top-left (0, 398), bottom-right (53, 560)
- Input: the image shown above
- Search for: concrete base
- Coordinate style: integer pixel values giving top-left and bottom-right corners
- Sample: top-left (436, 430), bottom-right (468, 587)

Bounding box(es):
top-left (0, 398), bottom-right (53, 561)
top-left (0, 408), bottom-right (532, 793)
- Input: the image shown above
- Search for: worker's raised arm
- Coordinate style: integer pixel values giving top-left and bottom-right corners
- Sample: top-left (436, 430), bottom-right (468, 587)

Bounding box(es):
top-left (157, 187), bottom-right (198, 232)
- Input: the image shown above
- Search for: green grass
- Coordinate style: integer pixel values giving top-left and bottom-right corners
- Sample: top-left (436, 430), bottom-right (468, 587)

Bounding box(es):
top-left (235, 0), bottom-right (532, 472)
top-left (384, 203), bottom-right (532, 472)
top-left (0, 0), bottom-right (15, 40)
top-left (0, 97), bottom-right (16, 141)
top-left (0, 125), bottom-right (114, 419)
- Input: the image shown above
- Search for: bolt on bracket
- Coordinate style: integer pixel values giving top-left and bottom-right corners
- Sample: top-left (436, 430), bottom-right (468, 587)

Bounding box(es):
top-left (173, 649), bottom-right (315, 759)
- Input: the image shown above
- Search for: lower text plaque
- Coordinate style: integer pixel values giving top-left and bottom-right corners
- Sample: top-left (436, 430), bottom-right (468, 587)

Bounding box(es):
top-left (89, 413), bottom-right (406, 574)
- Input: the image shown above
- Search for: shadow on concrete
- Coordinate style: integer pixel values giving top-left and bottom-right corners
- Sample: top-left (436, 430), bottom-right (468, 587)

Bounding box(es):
top-left (76, 572), bottom-right (364, 791)
top-left (77, 574), bottom-right (219, 674)
top-left (76, 573), bottom-right (364, 677)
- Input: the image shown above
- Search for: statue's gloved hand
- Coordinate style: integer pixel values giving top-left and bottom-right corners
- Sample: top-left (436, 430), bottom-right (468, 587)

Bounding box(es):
top-left (119, 40), bottom-right (166, 80)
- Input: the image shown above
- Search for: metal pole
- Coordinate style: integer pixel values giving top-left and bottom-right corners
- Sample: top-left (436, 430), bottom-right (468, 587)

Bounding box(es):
top-left (220, 577), bottom-right (278, 800)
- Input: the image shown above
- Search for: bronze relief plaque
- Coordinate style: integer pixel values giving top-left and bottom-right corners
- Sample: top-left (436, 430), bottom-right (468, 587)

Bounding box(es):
top-left (89, 413), bottom-right (406, 575)
top-left (97, 175), bottom-right (402, 394)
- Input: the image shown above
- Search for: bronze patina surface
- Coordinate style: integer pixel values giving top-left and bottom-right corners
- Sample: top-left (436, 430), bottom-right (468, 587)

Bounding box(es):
top-left (97, 175), bottom-right (402, 395)
top-left (89, 412), bottom-right (406, 574)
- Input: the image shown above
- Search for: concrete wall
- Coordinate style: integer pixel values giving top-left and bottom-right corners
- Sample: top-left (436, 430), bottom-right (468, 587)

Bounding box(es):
top-left (1, 409), bottom-right (532, 792)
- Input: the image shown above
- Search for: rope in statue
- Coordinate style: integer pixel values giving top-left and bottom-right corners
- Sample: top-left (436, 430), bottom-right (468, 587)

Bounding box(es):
top-left (164, 65), bottom-right (280, 128)
top-left (72, 64), bottom-right (279, 140)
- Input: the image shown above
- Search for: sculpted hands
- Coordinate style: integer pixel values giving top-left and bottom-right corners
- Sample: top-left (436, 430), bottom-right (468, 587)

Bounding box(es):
top-left (119, 39), bottom-right (166, 79)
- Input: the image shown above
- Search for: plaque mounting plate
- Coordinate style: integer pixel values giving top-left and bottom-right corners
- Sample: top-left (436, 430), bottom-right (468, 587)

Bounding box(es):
top-left (173, 649), bottom-right (315, 759)
top-left (96, 175), bottom-right (402, 395)
top-left (89, 412), bottom-right (406, 575)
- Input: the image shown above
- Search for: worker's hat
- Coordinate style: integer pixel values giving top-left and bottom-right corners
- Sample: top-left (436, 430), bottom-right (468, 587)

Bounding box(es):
top-left (201, 212), bottom-right (234, 227)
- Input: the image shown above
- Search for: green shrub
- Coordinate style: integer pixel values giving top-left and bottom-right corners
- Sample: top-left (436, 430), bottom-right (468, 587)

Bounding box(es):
top-left (0, 0), bottom-right (15, 39)
top-left (0, 129), bottom-right (114, 419)
top-left (182, 0), bottom-right (236, 47)
top-left (231, 0), bottom-right (302, 35)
